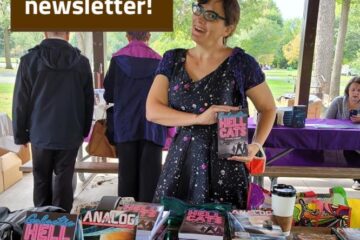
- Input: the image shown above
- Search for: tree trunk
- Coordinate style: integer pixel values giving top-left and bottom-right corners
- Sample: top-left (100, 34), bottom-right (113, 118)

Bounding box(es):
top-left (330, 0), bottom-right (351, 100)
top-left (4, 28), bottom-right (13, 69)
top-left (312, 0), bottom-right (335, 98)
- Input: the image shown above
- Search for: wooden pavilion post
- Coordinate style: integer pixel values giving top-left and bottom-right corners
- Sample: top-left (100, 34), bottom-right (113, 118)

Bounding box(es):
top-left (92, 32), bottom-right (106, 88)
top-left (295, 0), bottom-right (320, 107)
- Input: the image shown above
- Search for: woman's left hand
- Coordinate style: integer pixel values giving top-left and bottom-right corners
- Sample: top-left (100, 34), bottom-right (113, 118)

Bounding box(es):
top-left (350, 115), bottom-right (360, 123)
top-left (227, 143), bottom-right (260, 163)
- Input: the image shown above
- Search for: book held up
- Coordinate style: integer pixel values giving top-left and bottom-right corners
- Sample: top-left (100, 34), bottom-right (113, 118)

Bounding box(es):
top-left (217, 110), bottom-right (248, 158)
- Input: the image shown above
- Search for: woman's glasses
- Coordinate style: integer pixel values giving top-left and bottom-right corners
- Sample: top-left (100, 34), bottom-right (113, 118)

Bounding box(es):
top-left (192, 3), bottom-right (226, 22)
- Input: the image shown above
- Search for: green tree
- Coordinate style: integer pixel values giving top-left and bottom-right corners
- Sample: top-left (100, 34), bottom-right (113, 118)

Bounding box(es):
top-left (150, 0), bottom-right (194, 54)
top-left (0, 0), bottom-right (12, 69)
top-left (343, 2), bottom-right (360, 64)
top-left (283, 33), bottom-right (300, 66)
top-left (330, 0), bottom-right (351, 100)
top-left (234, 17), bottom-right (282, 65)
top-left (274, 18), bottom-right (301, 68)
top-left (10, 32), bottom-right (43, 56)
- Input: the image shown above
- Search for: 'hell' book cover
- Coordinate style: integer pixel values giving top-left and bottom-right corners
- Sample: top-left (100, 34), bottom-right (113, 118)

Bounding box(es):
top-left (22, 211), bottom-right (78, 240)
top-left (217, 110), bottom-right (248, 158)
top-left (178, 209), bottom-right (225, 240)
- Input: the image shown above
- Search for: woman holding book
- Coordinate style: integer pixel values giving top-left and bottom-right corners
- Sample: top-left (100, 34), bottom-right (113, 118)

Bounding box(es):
top-left (146, 0), bottom-right (276, 208)
top-left (325, 76), bottom-right (360, 190)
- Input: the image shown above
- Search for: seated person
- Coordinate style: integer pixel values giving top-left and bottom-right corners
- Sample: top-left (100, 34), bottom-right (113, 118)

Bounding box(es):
top-left (325, 76), bottom-right (360, 189)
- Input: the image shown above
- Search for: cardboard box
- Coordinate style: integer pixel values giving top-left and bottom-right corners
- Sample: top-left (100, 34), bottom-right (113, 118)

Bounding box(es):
top-left (0, 152), bottom-right (23, 193)
top-left (0, 136), bottom-right (31, 164)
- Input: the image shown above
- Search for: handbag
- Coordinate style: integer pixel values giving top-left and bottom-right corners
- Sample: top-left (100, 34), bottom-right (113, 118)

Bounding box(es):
top-left (245, 145), bottom-right (266, 175)
top-left (85, 119), bottom-right (116, 158)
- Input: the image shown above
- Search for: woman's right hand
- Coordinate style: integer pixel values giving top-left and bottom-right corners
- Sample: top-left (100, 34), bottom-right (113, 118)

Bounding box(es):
top-left (194, 105), bottom-right (240, 125)
top-left (350, 115), bottom-right (360, 124)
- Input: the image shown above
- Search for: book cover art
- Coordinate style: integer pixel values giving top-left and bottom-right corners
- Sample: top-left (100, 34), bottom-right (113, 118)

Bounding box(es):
top-left (81, 209), bottom-right (138, 240)
top-left (178, 209), bottom-right (225, 240)
top-left (230, 210), bottom-right (285, 238)
top-left (116, 202), bottom-right (164, 231)
top-left (293, 200), bottom-right (351, 227)
top-left (22, 211), bottom-right (77, 240)
top-left (217, 110), bottom-right (248, 158)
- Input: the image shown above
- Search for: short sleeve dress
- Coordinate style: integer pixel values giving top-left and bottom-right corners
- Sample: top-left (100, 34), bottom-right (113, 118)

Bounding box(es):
top-left (153, 47), bottom-right (265, 209)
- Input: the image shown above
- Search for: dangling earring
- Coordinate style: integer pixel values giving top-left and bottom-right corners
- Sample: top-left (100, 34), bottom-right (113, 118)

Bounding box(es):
top-left (223, 37), bottom-right (227, 46)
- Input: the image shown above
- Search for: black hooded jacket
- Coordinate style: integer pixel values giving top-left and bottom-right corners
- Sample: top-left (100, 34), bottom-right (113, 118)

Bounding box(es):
top-left (12, 38), bottom-right (94, 149)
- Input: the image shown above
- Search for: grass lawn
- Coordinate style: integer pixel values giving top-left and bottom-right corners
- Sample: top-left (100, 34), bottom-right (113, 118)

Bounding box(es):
top-left (0, 69), bottom-right (354, 119)
top-left (0, 83), bottom-right (14, 118)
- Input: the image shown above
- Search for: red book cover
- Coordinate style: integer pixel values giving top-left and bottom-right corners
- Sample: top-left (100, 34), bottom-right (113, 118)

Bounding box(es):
top-left (117, 202), bottom-right (164, 231)
top-left (217, 110), bottom-right (248, 158)
top-left (178, 209), bottom-right (225, 240)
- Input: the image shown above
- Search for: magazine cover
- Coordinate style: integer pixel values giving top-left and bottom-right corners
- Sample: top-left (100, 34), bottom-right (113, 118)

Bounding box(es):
top-left (22, 211), bottom-right (78, 240)
top-left (217, 110), bottom-right (248, 158)
top-left (81, 209), bottom-right (138, 240)
top-left (178, 209), bottom-right (225, 240)
top-left (230, 210), bottom-right (285, 238)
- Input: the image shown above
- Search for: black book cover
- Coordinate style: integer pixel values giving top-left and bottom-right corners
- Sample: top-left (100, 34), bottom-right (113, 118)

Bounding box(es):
top-left (217, 110), bottom-right (248, 158)
top-left (178, 209), bottom-right (225, 240)
top-left (22, 211), bottom-right (77, 240)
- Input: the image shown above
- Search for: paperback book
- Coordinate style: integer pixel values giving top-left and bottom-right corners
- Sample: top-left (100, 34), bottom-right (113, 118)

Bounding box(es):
top-left (81, 209), bottom-right (138, 240)
top-left (178, 209), bottom-right (225, 240)
top-left (217, 110), bottom-right (248, 158)
top-left (22, 211), bottom-right (78, 240)
top-left (117, 202), bottom-right (166, 240)
top-left (332, 227), bottom-right (360, 240)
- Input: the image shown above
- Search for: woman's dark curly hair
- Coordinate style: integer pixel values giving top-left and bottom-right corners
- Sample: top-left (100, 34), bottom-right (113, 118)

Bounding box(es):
top-left (344, 76), bottom-right (360, 97)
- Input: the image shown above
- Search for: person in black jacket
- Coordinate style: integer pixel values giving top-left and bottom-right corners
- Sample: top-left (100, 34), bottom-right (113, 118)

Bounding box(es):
top-left (12, 32), bottom-right (94, 212)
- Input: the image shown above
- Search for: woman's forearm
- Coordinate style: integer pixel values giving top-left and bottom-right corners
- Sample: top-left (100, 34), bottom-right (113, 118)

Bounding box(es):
top-left (146, 102), bottom-right (198, 127)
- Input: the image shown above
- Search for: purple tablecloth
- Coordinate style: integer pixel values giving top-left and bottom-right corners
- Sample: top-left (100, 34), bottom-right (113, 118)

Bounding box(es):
top-left (248, 119), bottom-right (360, 167)
top-left (248, 119), bottom-right (360, 150)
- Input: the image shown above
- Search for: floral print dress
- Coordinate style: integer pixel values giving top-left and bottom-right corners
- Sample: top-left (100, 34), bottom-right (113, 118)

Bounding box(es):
top-left (153, 47), bottom-right (265, 208)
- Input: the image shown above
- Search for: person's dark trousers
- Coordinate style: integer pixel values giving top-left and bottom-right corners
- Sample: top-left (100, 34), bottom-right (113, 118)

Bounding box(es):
top-left (116, 140), bottom-right (162, 202)
top-left (31, 145), bottom-right (78, 212)
top-left (343, 150), bottom-right (360, 182)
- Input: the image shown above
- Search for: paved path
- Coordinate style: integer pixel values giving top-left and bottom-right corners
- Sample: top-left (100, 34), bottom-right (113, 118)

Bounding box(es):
top-left (0, 71), bottom-right (16, 84)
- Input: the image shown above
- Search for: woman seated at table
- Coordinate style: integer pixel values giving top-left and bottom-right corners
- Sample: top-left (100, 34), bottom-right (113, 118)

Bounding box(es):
top-left (325, 76), bottom-right (360, 189)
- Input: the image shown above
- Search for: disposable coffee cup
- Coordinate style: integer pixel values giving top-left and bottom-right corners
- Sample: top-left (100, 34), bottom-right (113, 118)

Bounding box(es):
top-left (271, 184), bottom-right (296, 236)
